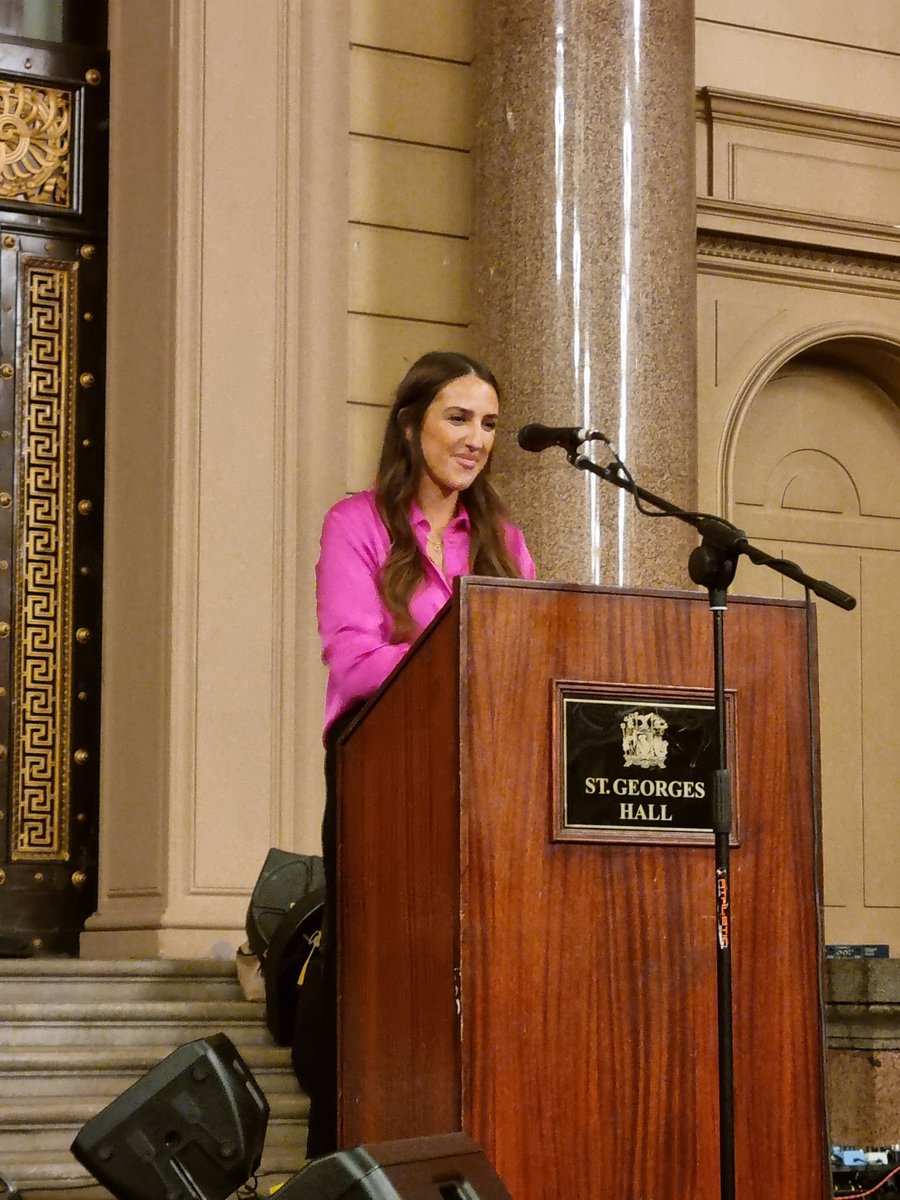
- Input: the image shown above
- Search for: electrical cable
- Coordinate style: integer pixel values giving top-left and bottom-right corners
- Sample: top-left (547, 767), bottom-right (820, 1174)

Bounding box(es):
top-left (834, 1162), bottom-right (900, 1198)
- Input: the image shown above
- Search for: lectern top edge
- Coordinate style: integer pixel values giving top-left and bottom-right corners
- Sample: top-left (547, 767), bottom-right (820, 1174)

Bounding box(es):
top-left (336, 575), bottom-right (813, 748)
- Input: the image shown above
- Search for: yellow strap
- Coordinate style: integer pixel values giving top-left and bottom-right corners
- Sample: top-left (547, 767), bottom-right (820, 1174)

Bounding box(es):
top-left (297, 929), bottom-right (322, 987)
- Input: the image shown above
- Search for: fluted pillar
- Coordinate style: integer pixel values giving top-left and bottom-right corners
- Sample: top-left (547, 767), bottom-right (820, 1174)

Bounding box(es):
top-left (473, 0), bottom-right (697, 586)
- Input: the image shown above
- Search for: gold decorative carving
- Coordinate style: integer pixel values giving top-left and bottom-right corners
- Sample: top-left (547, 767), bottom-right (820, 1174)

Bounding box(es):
top-left (11, 258), bottom-right (78, 861)
top-left (0, 80), bottom-right (72, 208)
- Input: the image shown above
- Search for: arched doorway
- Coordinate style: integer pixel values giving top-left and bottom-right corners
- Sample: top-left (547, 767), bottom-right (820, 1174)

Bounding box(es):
top-left (728, 338), bottom-right (900, 949)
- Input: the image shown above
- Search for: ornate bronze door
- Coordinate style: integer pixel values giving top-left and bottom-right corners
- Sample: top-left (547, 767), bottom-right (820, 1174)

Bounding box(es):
top-left (0, 34), bottom-right (107, 954)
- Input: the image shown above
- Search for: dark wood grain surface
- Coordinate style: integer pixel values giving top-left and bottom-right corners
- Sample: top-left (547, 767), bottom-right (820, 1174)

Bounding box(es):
top-left (338, 609), bottom-right (462, 1142)
top-left (338, 579), bottom-right (829, 1200)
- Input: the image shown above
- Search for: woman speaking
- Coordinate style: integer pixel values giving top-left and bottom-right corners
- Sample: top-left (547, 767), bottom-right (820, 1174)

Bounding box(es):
top-left (304, 350), bottom-right (536, 1156)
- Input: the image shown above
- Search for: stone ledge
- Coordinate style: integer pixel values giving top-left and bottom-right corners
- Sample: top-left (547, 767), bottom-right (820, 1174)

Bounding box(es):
top-left (827, 960), bottom-right (900, 1005)
top-left (826, 960), bottom-right (900, 1051)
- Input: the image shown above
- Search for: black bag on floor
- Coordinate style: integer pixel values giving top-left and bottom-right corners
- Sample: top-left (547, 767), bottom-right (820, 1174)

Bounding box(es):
top-left (262, 886), bottom-right (326, 1047)
top-left (245, 848), bottom-right (327, 1046)
top-left (245, 847), bottom-right (325, 960)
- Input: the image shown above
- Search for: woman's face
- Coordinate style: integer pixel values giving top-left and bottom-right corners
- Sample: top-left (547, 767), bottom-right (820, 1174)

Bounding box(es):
top-left (415, 374), bottom-right (499, 501)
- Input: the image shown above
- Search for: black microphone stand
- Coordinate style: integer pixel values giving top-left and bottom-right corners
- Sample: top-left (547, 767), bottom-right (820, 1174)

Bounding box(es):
top-left (566, 449), bottom-right (855, 1200)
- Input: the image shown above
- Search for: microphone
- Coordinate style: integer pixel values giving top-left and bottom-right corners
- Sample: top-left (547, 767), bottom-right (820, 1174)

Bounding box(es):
top-left (517, 424), bottom-right (609, 453)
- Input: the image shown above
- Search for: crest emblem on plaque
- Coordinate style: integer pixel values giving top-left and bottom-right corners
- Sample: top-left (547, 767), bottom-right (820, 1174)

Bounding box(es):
top-left (620, 711), bottom-right (668, 769)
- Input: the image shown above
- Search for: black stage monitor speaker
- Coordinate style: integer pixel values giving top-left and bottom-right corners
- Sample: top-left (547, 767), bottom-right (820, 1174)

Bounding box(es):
top-left (71, 1034), bottom-right (269, 1200)
top-left (277, 1133), bottom-right (512, 1200)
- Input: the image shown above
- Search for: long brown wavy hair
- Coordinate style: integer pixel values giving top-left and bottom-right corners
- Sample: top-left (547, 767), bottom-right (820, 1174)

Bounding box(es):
top-left (375, 350), bottom-right (523, 641)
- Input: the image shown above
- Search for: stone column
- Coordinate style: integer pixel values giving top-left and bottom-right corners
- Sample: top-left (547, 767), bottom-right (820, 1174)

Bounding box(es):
top-left (473, 0), bottom-right (697, 587)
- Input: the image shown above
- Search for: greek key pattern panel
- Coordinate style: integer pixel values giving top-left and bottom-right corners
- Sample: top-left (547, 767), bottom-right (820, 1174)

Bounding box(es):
top-left (0, 80), bottom-right (72, 209)
top-left (11, 258), bottom-right (78, 860)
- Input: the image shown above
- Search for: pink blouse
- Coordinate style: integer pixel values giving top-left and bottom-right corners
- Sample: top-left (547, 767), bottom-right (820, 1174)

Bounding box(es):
top-left (316, 489), bottom-right (536, 734)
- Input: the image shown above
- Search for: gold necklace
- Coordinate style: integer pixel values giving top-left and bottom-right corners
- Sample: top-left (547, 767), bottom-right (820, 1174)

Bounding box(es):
top-left (426, 532), bottom-right (444, 569)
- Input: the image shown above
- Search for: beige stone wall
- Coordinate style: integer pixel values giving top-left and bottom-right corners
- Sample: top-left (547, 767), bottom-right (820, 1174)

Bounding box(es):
top-left (696, 0), bottom-right (900, 112)
top-left (346, 0), bottom-right (476, 490)
top-left (694, 2), bottom-right (900, 954)
top-left (92, 0), bottom-right (898, 962)
top-left (343, 0), bottom-right (900, 949)
top-left (87, 0), bottom-right (349, 957)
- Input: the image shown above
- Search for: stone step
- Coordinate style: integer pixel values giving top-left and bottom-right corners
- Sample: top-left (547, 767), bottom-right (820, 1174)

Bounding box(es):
top-left (0, 1078), bottom-right (299, 1100)
top-left (0, 1140), bottom-right (306, 1200)
top-left (0, 1092), bottom-right (309, 1156)
top-left (0, 959), bottom-right (310, 1196)
top-left (0, 960), bottom-right (246, 1005)
top-left (0, 1150), bottom-right (105, 1200)
top-left (0, 1001), bottom-right (274, 1047)
top-left (0, 1039), bottom-right (298, 1098)
top-left (0, 1090), bottom-right (309, 1127)
top-left (0, 1042), bottom-right (292, 1075)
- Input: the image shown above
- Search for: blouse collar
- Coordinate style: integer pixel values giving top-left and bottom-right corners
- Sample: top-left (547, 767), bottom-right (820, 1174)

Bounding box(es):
top-left (409, 498), bottom-right (471, 534)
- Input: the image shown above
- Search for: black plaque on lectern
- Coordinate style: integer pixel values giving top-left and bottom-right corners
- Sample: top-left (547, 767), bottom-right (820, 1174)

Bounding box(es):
top-left (553, 682), bottom-right (738, 846)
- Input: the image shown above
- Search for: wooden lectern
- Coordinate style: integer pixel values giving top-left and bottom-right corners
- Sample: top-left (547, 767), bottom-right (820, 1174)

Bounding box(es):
top-left (336, 579), bottom-right (830, 1200)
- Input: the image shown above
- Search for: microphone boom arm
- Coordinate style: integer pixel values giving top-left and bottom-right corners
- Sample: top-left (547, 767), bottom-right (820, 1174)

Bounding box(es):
top-left (571, 455), bottom-right (856, 611)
